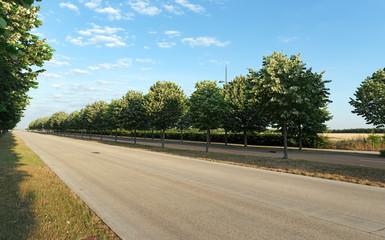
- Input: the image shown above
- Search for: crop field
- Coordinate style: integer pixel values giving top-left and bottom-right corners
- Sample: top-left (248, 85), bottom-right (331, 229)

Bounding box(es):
top-left (321, 133), bottom-right (385, 142)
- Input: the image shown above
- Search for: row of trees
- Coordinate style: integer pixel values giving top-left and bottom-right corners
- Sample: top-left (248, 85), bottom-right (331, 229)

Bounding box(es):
top-left (30, 52), bottom-right (332, 158)
top-left (0, 0), bottom-right (53, 136)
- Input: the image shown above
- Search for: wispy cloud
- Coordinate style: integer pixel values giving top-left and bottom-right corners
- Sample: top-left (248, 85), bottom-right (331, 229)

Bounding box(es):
top-left (52, 83), bottom-right (65, 89)
top-left (182, 37), bottom-right (230, 47)
top-left (96, 80), bottom-right (118, 85)
top-left (128, 0), bottom-right (162, 16)
top-left (67, 24), bottom-right (126, 47)
top-left (66, 69), bottom-right (90, 75)
top-left (136, 58), bottom-right (155, 64)
top-left (157, 41), bottom-right (176, 48)
top-left (88, 58), bottom-right (133, 71)
top-left (39, 72), bottom-right (65, 79)
top-left (140, 67), bottom-right (152, 71)
top-left (59, 2), bottom-right (79, 13)
top-left (84, 0), bottom-right (101, 9)
top-left (47, 59), bottom-right (71, 67)
top-left (163, 4), bottom-right (184, 15)
top-left (175, 0), bottom-right (205, 13)
top-left (165, 30), bottom-right (181, 37)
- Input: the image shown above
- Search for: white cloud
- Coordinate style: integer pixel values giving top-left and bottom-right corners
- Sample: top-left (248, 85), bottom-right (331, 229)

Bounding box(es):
top-left (47, 59), bottom-right (71, 67)
top-left (135, 58), bottom-right (155, 64)
top-left (209, 59), bottom-right (230, 65)
top-left (175, 0), bottom-right (205, 13)
top-left (67, 24), bottom-right (126, 47)
top-left (182, 37), bottom-right (230, 47)
top-left (165, 30), bottom-right (181, 37)
top-left (88, 58), bottom-right (133, 71)
top-left (96, 80), bottom-right (118, 85)
top-left (163, 4), bottom-right (184, 15)
top-left (144, 46), bottom-right (150, 50)
top-left (140, 67), bottom-right (152, 71)
top-left (84, 0), bottom-right (101, 9)
top-left (39, 72), bottom-right (65, 79)
top-left (52, 83), bottom-right (65, 89)
top-left (129, 0), bottom-right (162, 16)
top-left (59, 2), bottom-right (79, 13)
top-left (66, 69), bottom-right (90, 75)
top-left (72, 84), bottom-right (106, 91)
top-left (157, 41), bottom-right (176, 48)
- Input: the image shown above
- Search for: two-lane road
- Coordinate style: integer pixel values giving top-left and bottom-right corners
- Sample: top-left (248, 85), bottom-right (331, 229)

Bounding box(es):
top-left (16, 131), bottom-right (385, 239)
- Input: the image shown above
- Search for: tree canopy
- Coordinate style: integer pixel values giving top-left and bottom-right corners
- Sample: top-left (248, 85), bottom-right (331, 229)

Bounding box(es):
top-left (251, 52), bottom-right (332, 158)
top-left (350, 68), bottom-right (385, 128)
top-left (0, 0), bottom-right (53, 135)
top-left (189, 80), bottom-right (230, 152)
top-left (143, 81), bottom-right (187, 147)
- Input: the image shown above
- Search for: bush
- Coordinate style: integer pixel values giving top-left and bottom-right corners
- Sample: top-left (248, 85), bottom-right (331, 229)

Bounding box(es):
top-left (380, 150), bottom-right (385, 157)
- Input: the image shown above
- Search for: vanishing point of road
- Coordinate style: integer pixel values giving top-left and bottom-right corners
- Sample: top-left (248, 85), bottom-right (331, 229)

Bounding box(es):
top-left (16, 131), bottom-right (385, 239)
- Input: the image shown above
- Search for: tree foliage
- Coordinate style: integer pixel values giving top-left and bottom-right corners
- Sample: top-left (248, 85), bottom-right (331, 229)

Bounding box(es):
top-left (143, 81), bottom-right (187, 147)
top-left (121, 91), bottom-right (147, 144)
top-left (251, 52), bottom-right (332, 158)
top-left (189, 80), bottom-right (230, 152)
top-left (0, 0), bottom-right (53, 134)
top-left (350, 68), bottom-right (385, 127)
top-left (223, 75), bottom-right (268, 147)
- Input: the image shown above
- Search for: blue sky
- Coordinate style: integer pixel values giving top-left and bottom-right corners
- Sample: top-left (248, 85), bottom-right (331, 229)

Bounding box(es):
top-left (16, 0), bottom-right (385, 130)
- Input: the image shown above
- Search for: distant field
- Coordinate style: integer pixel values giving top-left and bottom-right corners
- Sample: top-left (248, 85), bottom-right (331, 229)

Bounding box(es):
top-left (321, 133), bottom-right (384, 142)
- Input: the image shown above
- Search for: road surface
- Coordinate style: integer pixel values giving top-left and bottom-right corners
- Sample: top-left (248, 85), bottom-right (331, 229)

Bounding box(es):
top-left (44, 131), bottom-right (385, 169)
top-left (16, 131), bottom-right (385, 239)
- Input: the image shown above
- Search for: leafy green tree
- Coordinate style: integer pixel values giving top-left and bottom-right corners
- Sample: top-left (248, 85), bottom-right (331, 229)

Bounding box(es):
top-left (0, 0), bottom-right (53, 134)
top-left (143, 81), bottom-right (187, 148)
top-left (223, 75), bottom-right (268, 147)
top-left (121, 91), bottom-right (147, 144)
top-left (350, 68), bottom-right (385, 127)
top-left (48, 111), bottom-right (68, 133)
top-left (251, 52), bottom-right (331, 158)
top-left (65, 110), bottom-right (80, 135)
top-left (104, 99), bottom-right (123, 141)
top-left (175, 110), bottom-right (191, 142)
top-left (80, 101), bottom-right (108, 139)
top-left (189, 80), bottom-right (230, 152)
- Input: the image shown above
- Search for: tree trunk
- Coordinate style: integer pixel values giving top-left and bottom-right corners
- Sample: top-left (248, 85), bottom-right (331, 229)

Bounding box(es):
top-left (161, 129), bottom-right (165, 148)
top-left (152, 127), bottom-right (154, 141)
top-left (225, 128), bottom-right (228, 146)
top-left (206, 128), bottom-right (210, 152)
top-left (100, 130), bottom-right (103, 140)
top-left (82, 130), bottom-right (84, 139)
top-left (181, 127), bottom-right (184, 142)
top-left (134, 129), bottom-right (137, 144)
top-left (115, 128), bottom-right (118, 142)
top-left (89, 130), bottom-right (92, 139)
top-left (244, 130), bottom-right (248, 147)
top-left (283, 121), bottom-right (288, 159)
top-left (298, 124), bottom-right (303, 151)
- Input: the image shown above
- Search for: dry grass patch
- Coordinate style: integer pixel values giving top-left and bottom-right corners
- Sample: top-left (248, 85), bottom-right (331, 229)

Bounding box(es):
top-left (0, 133), bottom-right (120, 240)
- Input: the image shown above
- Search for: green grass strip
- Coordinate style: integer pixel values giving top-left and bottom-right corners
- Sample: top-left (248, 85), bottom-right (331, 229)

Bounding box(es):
top-left (0, 133), bottom-right (120, 240)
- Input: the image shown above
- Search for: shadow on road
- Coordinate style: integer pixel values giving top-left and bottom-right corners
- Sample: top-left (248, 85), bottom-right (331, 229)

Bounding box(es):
top-left (0, 133), bottom-right (35, 240)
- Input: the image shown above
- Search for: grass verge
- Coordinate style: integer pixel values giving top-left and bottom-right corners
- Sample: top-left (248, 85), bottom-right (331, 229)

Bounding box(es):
top-left (0, 133), bottom-right (120, 240)
top-left (97, 139), bottom-right (385, 188)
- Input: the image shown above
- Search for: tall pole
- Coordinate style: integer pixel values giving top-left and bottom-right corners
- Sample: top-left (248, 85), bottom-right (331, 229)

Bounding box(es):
top-left (225, 65), bottom-right (227, 85)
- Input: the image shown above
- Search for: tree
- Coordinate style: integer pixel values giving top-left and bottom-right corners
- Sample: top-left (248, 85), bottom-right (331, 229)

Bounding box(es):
top-left (48, 111), bottom-right (68, 133)
top-left (80, 101), bottom-right (108, 139)
top-left (121, 91), bottom-right (147, 144)
top-left (251, 52), bottom-right (331, 158)
top-left (350, 68), bottom-right (385, 127)
top-left (143, 81), bottom-right (187, 148)
top-left (0, 0), bottom-right (53, 134)
top-left (223, 75), bottom-right (268, 147)
top-left (104, 99), bottom-right (123, 142)
top-left (189, 80), bottom-right (230, 152)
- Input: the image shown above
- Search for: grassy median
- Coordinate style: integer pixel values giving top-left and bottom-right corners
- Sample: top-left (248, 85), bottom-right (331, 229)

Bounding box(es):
top-left (0, 133), bottom-right (120, 240)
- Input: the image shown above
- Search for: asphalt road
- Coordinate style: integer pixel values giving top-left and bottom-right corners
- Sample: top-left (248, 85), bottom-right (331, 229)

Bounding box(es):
top-left (16, 131), bottom-right (385, 239)
top-left (48, 131), bottom-right (385, 169)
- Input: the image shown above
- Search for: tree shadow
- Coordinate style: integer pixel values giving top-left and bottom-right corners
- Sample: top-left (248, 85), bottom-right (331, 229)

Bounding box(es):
top-left (0, 133), bottom-right (35, 240)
